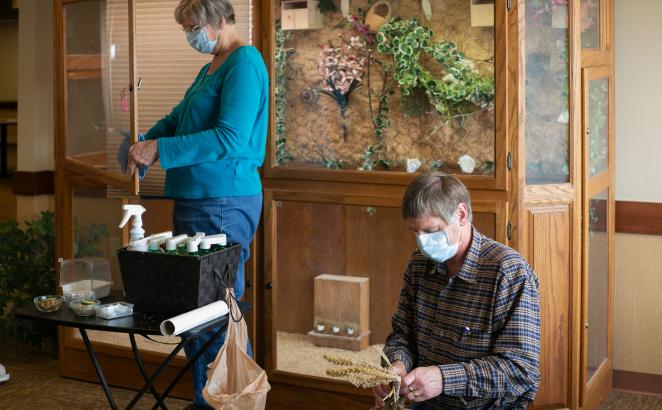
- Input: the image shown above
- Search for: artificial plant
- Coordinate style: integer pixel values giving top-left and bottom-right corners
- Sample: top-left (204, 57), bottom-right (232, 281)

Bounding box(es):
top-left (317, 34), bottom-right (369, 141)
top-left (376, 17), bottom-right (494, 122)
top-left (275, 20), bottom-right (295, 165)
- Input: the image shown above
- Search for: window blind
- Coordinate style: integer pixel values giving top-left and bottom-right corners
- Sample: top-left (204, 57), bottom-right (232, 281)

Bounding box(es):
top-left (107, 0), bottom-right (253, 198)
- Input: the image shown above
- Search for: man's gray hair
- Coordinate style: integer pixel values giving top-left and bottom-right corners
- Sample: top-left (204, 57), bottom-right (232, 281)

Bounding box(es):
top-left (175, 0), bottom-right (235, 27)
top-left (402, 172), bottom-right (473, 223)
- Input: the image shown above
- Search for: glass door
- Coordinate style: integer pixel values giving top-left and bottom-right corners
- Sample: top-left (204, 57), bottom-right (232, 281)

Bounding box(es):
top-left (61, 0), bottom-right (138, 194)
top-left (581, 65), bottom-right (613, 408)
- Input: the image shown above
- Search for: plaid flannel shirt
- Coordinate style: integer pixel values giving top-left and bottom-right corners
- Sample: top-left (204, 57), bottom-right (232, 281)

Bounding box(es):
top-left (384, 227), bottom-right (541, 409)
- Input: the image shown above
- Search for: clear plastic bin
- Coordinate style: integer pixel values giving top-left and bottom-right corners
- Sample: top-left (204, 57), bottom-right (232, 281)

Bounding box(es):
top-left (59, 257), bottom-right (113, 300)
top-left (95, 302), bottom-right (134, 319)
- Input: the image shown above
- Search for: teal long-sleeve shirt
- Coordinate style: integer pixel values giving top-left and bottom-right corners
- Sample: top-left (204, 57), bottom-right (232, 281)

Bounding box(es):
top-left (145, 46), bottom-right (268, 198)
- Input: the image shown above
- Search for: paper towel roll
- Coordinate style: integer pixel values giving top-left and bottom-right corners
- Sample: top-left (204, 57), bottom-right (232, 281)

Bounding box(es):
top-left (160, 300), bottom-right (229, 336)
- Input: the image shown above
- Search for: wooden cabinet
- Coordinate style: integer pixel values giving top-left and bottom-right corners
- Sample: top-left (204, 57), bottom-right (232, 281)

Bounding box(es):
top-left (53, 0), bottom-right (614, 408)
top-left (53, 0), bottom-right (256, 399)
top-left (260, 0), bottom-right (614, 409)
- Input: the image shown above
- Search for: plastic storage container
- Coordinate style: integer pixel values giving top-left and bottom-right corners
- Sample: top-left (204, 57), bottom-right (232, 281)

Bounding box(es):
top-left (117, 243), bottom-right (241, 316)
top-left (59, 257), bottom-right (113, 300)
top-left (96, 302), bottom-right (134, 319)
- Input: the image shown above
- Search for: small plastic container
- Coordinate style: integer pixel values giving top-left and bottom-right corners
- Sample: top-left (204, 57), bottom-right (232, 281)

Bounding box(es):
top-left (63, 290), bottom-right (96, 307)
top-left (95, 302), bottom-right (134, 320)
top-left (69, 299), bottom-right (101, 317)
top-left (34, 295), bottom-right (64, 312)
top-left (60, 257), bottom-right (113, 300)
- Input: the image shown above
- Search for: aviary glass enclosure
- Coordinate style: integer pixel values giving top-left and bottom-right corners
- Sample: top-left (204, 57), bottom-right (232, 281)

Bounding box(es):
top-left (274, 0), bottom-right (496, 175)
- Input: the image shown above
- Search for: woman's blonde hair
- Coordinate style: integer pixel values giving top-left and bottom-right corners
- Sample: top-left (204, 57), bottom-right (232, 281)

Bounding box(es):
top-left (175, 0), bottom-right (235, 27)
top-left (402, 172), bottom-right (473, 223)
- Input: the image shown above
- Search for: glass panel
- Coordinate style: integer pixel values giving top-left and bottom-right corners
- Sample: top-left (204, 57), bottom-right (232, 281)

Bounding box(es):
top-left (71, 187), bottom-right (181, 352)
top-left (588, 78), bottom-right (608, 177)
top-left (525, 0), bottom-right (570, 184)
top-left (273, 200), bottom-right (496, 378)
top-left (581, 0), bottom-right (600, 49)
top-left (586, 188), bottom-right (608, 382)
top-left (274, 1), bottom-right (496, 175)
top-left (64, 0), bottom-right (130, 175)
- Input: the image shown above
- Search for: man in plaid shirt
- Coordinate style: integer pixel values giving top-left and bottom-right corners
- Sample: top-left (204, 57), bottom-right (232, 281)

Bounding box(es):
top-left (374, 172), bottom-right (541, 409)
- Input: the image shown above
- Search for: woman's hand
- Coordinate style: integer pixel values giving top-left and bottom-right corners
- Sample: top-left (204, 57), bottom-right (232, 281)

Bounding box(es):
top-left (373, 360), bottom-right (407, 408)
top-left (400, 365), bottom-right (443, 402)
top-left (127, 140), bottom-right (159, 175)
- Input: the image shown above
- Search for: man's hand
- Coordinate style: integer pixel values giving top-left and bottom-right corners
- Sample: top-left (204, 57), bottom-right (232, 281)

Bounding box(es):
top-left (127, 140), bottom-right (158, 176)
top-left (400, 366), bottom-right (443, 402)
top-left (373, 360), bottom-right (407, 408)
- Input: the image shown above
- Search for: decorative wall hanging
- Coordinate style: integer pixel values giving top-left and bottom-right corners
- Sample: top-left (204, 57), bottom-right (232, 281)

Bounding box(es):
top-left (281, 0), bottom-right (324, 30)
top-left (365, 1), bottom-right (392, 31)
top-left (421, 0), bottom-right (432, 21)
top-left (376, 17), bottom-right (494, 122)
top-left (470, 0), bottom-right (494, 27)
top-left (341, 0), bottom-right (350, 17)
top-left (316, 36), bottom-right (369, 141)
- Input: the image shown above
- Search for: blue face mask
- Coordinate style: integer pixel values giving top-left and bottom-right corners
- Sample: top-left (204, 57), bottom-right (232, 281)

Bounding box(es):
top-left (186, 27), bottom-right (217, 54)
top-left (416, 223), bottom-right (460, 263)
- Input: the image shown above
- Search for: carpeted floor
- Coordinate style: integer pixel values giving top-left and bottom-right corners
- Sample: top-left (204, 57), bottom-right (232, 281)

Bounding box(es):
top-left (0, 341), bottom-right (190, 409)
top-left (601, 390), bottom-right (662, 409)
top-left (1, 339), bottom-right (661, 409)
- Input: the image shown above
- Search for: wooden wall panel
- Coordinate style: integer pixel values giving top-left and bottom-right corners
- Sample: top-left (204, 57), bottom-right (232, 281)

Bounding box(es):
top-left (267, 381), bottom-right (372, 410)
top-left (345, 206), bottom-right (415, 344)
top-left (528, 204), bottom-right (572, 408)
top-left (473, 212), bottom-right (497, 240)
top-left (275, 201), bottom-right (346, 334)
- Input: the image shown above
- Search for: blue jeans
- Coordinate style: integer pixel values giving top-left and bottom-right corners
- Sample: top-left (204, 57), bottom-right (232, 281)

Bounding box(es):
top-left (173, 194), bottom-right (262, 408)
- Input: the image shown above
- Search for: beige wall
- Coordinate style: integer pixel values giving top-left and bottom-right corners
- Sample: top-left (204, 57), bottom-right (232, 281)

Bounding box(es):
top-left (16, 0), bottom-right (54, 221)
top-left (615, 0), bottom-right (662, 202)
top-left (614, 0), bottom-right (662, 376)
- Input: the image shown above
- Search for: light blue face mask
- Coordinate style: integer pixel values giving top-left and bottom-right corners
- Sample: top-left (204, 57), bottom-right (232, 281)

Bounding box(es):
top-left (186, 27), bottom-right (217, 54)
top-left (416, 222), bottom-right (460, 263)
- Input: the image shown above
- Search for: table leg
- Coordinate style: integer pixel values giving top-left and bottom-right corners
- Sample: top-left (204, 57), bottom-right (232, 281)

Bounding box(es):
top-left (129, 333), bottom-right (168, 409)
top-left (150, 323), bottom-right (229, 410)
top-left (125, 339), bottom-right (187, 409)
top-left (1, 124), bottom-right (7, 178)
top-left (79, 328), bottom-right (118, 410)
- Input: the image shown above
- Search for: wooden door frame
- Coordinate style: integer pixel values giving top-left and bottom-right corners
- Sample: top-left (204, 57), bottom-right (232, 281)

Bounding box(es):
top-left (54, 0), bottom-right (139, 196)
top-left (579, 65), bottom-right (614, 409)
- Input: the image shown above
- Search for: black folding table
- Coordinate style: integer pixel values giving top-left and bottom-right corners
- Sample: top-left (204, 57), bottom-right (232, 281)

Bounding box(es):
top-left (15, 294), bottom-right (248, 410)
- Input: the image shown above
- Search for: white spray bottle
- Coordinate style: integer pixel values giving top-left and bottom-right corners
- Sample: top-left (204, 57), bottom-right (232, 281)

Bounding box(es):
top-left (119, 205), bottom-right (147, 243)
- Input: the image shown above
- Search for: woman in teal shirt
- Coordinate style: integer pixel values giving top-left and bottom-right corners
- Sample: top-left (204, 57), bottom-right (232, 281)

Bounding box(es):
top-left (128, 0), bottom-right (268, 408)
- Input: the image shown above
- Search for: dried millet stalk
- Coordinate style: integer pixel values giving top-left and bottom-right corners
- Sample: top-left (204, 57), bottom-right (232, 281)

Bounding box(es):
top-left (323, 347), bottom-right (407, 409)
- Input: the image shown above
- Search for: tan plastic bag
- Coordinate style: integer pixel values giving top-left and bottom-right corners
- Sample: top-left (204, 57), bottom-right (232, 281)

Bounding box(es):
top-left (202, 289), bottom-right (270, 410)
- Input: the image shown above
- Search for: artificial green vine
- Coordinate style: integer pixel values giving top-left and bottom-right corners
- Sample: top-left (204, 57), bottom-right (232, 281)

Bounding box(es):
top-left (588, 79), bottom-right (609, 176)
top-left (275, 21), bottom-right (294, 165)
top-left (376, 17), bottom-right (494, 122)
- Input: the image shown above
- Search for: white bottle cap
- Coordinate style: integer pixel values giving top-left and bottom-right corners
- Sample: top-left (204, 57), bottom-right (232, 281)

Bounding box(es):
top-left (128, 231), bottom-right (172, 252)
top-left (186, 233), bottom-right (206, 253)
top-left (148, 235), bottom-right (170, 251)
top-left (165, 234), bottom-right (189, 251)
top-left (200, 234), bottom-right (227, 250)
